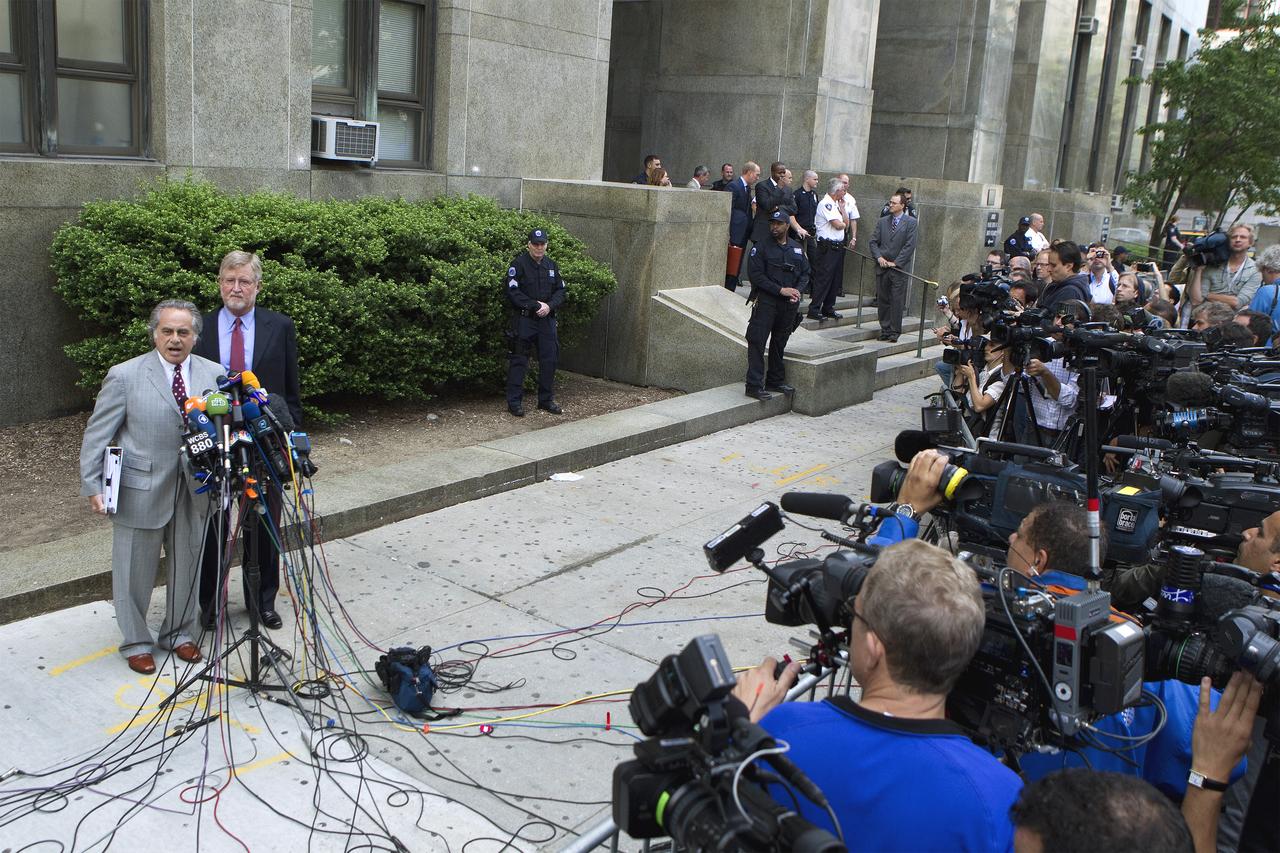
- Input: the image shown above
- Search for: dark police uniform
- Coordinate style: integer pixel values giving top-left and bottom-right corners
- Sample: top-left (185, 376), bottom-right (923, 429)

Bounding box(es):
top-left (746, 211), bottom-right (811, 395)
top-left (505, 228), bottom-right (565, 413)
top-left (793, 185), bottom-right (818, 259)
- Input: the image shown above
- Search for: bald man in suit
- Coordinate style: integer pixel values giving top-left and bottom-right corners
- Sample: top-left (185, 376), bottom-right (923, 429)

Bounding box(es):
top-left (79, 300), bottom-right (222, 674)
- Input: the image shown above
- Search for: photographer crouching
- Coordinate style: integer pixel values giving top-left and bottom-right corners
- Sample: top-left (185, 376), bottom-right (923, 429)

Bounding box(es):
top-left (731, 537), bottom-right (1024, 851)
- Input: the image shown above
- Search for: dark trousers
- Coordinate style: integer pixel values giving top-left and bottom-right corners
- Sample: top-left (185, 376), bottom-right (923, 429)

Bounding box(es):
top-left (876, 267), bottom-right (908, 336)
top-left (745, 296), bottom-right (797, 390)
top-left (199, 491), bottom-right (282, 618)
top-left (808, 241), bottom-right (844, 318)
top-left (506, 315), bottom-right (558, 406)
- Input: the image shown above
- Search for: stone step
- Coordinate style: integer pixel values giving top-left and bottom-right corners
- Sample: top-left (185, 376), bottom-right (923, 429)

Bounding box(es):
top-left (806, 313), bottom-right (929, 341)
top-left (874, 342), bottom-right (947, 391)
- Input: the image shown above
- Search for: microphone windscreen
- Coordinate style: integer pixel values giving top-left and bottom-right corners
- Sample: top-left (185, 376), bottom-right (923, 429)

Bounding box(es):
top-left (240, 370), bottom-right (261, 390)
top-left (1166, 371), bottom-right (1215, 407)
top-left (894, 430), bottom-right (938, 463)
top-left (268, 393), bottom-right (297, 431)
top-left (1200, 572), bottom-right (1260, 620)
top-left (1114, 435), bottom-right (1175, 451)
top-left (780, 492), bottom-right (853, 522)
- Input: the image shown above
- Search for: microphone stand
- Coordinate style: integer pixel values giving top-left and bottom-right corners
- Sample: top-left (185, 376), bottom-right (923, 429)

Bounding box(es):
top-left (160, 432), bottom-right (309, 723)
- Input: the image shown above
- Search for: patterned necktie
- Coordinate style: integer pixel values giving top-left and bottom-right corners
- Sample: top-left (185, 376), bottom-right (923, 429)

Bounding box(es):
top-left (171, 362), bottom-right (187, 413)
top-left (230, 317), bottom-right (245, 374)
top-left (891, 216), bottom-right (899, 234)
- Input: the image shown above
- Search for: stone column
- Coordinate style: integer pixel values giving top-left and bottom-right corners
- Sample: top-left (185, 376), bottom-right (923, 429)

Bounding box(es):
top-left (866, 0), bottom-right (1020, 184)
top-left (606, 0), bottom-right (878, 184)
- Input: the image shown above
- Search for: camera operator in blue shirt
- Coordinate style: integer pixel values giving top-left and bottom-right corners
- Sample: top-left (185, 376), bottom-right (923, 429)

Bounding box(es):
top-left (732, 537), bottom-right (1024, 852)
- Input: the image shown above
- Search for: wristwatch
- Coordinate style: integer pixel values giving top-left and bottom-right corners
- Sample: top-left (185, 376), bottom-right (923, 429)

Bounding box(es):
top-left (1187, 770), bottom-right (1229, 792)
top-left (890, 503), bottom-right (921, 522)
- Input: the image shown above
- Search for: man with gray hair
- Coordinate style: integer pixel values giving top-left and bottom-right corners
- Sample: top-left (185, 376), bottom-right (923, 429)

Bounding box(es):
top-left (732, 538), bottom-right (1023, 849)
top-left (194, 250), bottom-right (302, 631)
top-left (687, 165), bottom-right (710, 189)
top-left (807, 177), bottom-right (850, 321)
top-left (1189, 223), bottom-right (1262, 310)
top-left (1246, 244), bottom-right (1280, 333)
top-left (79, 300), bottom-right (223, 674)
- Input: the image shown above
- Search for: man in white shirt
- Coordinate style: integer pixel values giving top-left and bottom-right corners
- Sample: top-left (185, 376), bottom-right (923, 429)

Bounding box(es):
top-left (1027, 213), bottom-right (1050, 254)
top-left (1085, 243), bottom-right (1118, 305)
top-left (808, 178), bottom-right (850, 321)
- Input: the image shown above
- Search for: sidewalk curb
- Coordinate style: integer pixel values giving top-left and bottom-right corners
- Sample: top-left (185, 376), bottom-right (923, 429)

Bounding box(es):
top-left (0, 385), bottom-right (789, 625)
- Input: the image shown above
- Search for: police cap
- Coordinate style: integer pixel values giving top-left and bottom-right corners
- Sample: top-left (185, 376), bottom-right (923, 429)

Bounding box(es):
top-left (528, 228), bottom-right (549, 244)
top-left (768, 210), bottom-right (788, 223)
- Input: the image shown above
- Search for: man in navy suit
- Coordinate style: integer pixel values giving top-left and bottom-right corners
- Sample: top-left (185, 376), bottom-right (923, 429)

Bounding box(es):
top-left (193, 250), bottom-right (302, 631)
top-left (727, 161), bottom-right (760, 290)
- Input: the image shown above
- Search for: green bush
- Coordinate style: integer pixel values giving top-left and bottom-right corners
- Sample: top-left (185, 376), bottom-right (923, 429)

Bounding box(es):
top-left (51, 178), bottom-right (616, 413)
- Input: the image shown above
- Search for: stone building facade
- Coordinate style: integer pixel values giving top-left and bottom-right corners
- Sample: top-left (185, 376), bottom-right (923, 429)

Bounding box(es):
top-left (0, 0), bottom-right (1208, 424)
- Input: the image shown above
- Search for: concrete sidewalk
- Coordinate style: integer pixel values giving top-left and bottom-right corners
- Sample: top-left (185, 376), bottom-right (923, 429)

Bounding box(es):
top-left (0, 384), bottom-right (793, 624)
top-left (0, 376), bottom-right (936, 851)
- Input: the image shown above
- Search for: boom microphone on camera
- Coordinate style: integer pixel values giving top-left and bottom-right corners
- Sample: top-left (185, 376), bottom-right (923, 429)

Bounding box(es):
top-left (780, 493), bottom-right (857, 524)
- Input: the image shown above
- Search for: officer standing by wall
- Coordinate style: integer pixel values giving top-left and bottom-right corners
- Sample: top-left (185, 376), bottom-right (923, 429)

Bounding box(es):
top-left (745, 210), bottom-right (810, 400)
top-left (505, 228), bottom-right (565, 417)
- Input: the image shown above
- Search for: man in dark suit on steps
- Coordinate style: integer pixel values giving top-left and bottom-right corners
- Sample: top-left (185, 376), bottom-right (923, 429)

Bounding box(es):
top-left (193, 250), bottom-right (302, 631)
top-left (727, 161), bottom-right (760, 291)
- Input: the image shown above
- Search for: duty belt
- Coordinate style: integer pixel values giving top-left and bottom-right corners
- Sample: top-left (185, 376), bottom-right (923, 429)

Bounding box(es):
top-left (817, 238), bottom-right (842, 248)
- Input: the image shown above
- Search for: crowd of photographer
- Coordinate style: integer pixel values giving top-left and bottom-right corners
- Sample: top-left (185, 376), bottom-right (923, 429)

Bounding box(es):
top-left (598, 220), bottom-right (1280, 853)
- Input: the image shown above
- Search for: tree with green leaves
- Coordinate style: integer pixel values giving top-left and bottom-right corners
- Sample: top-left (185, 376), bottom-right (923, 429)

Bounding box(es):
top-left (1122, 0), bottom-right (1280, 253)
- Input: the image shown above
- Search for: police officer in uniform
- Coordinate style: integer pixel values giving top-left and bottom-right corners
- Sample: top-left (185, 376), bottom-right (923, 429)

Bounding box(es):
top-left (505, 228), bottom-right (565, 416)
top-left (745, 210), bottom-right (810, 400)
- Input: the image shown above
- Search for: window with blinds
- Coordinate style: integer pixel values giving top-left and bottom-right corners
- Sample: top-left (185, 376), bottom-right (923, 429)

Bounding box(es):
top-left (310, 0), bottom-right (433, 169)
top-left (0, 0), bottom-right (147, 157)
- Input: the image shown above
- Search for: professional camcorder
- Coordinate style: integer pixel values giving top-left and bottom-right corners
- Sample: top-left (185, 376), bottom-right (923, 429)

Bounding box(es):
top-left (1182, 230), bottom-right (1231, 268)
top-left (702, 496), bottom-right (1147, 764)
top-left (613, 634), bottom-right (846, 852)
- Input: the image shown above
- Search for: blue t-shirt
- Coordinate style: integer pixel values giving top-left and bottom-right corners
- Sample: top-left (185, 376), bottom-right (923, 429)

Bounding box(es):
top-left (1249, 284), bottom-right (1280, 334)
top-left (760, 697), bottom-right (1022, 852)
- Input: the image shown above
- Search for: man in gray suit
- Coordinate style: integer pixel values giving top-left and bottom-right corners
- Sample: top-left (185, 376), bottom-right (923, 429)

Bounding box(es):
top-left (79, 300), bottom-right (222, 674)
top-left (869, 193), bottom-right (919, 342)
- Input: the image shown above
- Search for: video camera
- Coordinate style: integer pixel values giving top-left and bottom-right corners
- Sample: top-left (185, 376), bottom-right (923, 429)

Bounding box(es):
top-left (987, 307), bottom-right (1060, 369)
top-left (613, 634), bottom-right (846, 852)
top-left (1183, 231), bottom-right (1231, 268)
top-left (702, 495), bottom-right (1146, 763)
top-left (947, 553), bottom-right (1145, 757)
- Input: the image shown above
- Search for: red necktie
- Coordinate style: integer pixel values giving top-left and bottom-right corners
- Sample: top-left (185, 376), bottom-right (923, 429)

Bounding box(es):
top-left (230, 317), bottom-right (245, 374)
top-left (171, 363), bottom-right (187, 413)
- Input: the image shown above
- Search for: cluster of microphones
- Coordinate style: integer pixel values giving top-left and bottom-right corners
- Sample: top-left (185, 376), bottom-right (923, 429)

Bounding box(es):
top-left (181, 370), bottom-right (316, 495)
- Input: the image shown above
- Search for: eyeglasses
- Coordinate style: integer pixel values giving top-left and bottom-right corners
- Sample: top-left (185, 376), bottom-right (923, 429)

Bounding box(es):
top-left (220, 277), bottom-right (257, 288)
top-left (852, 608), bottom-right (875, 634)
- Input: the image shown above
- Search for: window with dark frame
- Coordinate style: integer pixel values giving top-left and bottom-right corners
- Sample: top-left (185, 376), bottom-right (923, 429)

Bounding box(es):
top-left (310, 0), bottom-right (433, 169)
top-left (0, 0), bottom-right (147, 158)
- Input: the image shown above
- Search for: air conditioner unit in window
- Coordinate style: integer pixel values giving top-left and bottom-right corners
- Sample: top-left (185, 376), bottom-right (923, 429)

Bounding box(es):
top-left (1129, 44), bottom-right (1146, 62)
top-left (1077, 16), bottom-right (1099, 34)
top-left (1111, 194), bottom-right (1126, 211)
top-left (1154, 60), bottom-right (1169, 71)
top-left (311, 115), bottom-right (379, 164)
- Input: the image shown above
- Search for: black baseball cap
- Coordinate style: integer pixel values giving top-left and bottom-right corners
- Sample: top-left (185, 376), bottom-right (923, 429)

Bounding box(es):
top-left (769, 210), bottom-right (788, 223)
top-left (528, 228), bottom-right (548, 243)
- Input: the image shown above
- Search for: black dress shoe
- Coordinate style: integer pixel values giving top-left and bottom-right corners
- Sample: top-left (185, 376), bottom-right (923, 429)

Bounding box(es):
top-left (508, 403), bottom-right (525, 417)
top-left (745, 388), bottom-right (774, 401)
top-left (765, 383), bottom-right (796, 394)
top-left (260, 609), bottom-right (283, 630)
top-left (805, 314), bottom-right (823, 321)
top-left (538, 401), bottom-right (563, 414)
top-left (822, 312), bottom-right (843, 320)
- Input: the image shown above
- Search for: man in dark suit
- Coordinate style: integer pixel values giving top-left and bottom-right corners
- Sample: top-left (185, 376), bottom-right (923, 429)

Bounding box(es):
top-left (869, 193), bottom-right (919, 343)
top-left (727, 161), bottom-right (760, 291)
top-left (750, 162), bottom-right (790, 249)
top-left (79, 300), bottom-right (222, 673)
top-left (193, 250), bottom-right (302, 631)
